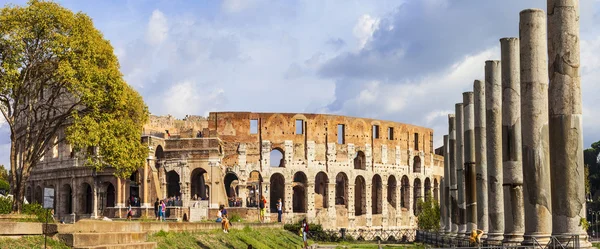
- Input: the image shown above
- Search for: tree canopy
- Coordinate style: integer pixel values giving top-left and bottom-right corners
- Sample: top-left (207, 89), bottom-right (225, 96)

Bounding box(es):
top-left (0, 0), bottom-right (148, 211)
top-left (417, 197), bottom-right (441, 231)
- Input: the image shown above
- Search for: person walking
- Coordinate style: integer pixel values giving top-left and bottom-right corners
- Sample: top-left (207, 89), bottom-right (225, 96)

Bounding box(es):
top-left (126, 202), bottom-right (133, 221)
top-left (276, 198), bottom-right (283, 223)
top-left (158, 200), bottom-right (166, 222)
top-left (301, 218), bottom-right (309, 249)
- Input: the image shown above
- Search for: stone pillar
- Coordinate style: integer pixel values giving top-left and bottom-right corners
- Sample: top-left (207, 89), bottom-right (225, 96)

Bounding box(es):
top-left (520, 9), bottom-right (553, 245)
top-left (92, 177), bottom-right (98, 219)
top-left (307, 182), bottom-right (316, 221)
top-left (455, 103), bottom-right (466, 237)
top-left (463, 92), bottom-right (477, 234)
top-left (348, 183), bottom-right (356, 227)
top-left (327, 182), bottom-right (337, 227)
top-left (382, 183), bottom-right (388, 227)
top-left (485, 60), bottom-right (504, 243)
top-left (142, 161), bottom-right (150, 207)
top-left (500, 37), bottom-right (525, 244)
top-left (366, 184), bottom-right (373, 227)
top-left (284, 183), bottom-right (293, 223)
top-left (116, 177), bottom-right (123, 207)
top-left (547, 1), bottom-right (591, 247)
top-left (448, 114), bottom-right (458, 235)
top-left (443, 135), bottom-right (451, 234)
top-left (263, 182), bottom-right (271, 222)
top-left (474, 80), bottom-right (488, 238)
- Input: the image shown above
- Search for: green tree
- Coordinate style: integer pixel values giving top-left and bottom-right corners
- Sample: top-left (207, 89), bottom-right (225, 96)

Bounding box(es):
top-left (417, 197), bottom-right (441, 231)
top-left (0, 165), bottom-right (7, 181)
top-left (0, 0), bottom-right (148, 212)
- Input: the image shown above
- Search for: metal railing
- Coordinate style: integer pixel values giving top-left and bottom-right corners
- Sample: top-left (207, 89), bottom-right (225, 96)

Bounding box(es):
top-left (415, 231), bottom-right (582, 249)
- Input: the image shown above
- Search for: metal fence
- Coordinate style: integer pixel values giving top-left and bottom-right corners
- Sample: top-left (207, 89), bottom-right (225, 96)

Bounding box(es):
top-left (325, 228), bottom-right (417, 242)
top-left (415, 231), bottom-right (582, 249)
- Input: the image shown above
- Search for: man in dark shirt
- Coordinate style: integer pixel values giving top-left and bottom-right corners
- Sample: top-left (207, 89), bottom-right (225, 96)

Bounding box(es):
top-left (154, 198), bottom-right (159, 220)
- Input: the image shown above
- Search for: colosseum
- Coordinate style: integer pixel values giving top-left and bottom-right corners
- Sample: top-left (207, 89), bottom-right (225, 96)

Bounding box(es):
top-left (25, 112), bottom-right (444, 232)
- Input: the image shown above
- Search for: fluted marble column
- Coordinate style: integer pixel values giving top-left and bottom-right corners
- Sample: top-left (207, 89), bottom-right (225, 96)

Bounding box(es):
top-left (449, 114), bottom-right (459, 235)
top-left (463, 92), bottom-right (477, 234)
top-left (547, 0), bottom-right (591, 247)
top-left (455, 103), bottom-right (466, 237)
top-left (474, 80), bottom-right (488, 237)
top-left (444, 134), bottom-right (451, 234)
top-left (500, 37), bottom-right (525, 244)
top-left (520, 9), bottom-right (553, 245)
top-left (485, 60), bottom-right (504, 243)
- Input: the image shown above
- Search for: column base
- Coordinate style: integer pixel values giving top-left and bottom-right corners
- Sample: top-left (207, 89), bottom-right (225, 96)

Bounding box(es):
top-left (486, 232), bottom-right (504, 244)
top-left (522, 233), bottom-right (551, 247)
top-left (502, 233), bottom-right (524, 245)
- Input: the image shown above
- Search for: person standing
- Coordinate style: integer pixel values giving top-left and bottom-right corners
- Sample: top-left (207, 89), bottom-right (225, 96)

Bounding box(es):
top-left (301, 218), bottom-right (309, 249)
top-left (276, 198), bottom-right (283, 223)
top-left (259, 196), bottom-right (266, 223)
top-left (126, 202), bottom-right (132, 221)
top-left (154, 198), bottom-right (159, 221)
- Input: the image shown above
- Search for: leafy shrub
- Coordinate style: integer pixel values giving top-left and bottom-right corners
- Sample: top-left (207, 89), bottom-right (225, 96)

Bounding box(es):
top-left (0, 179), bottom-right (9, 195)
top-left (284, 222), bottom-right (341, 242)
top-left (417, 197), bottom-right (440, 231)
top-left (22, 203), bottom-right (54, 223)
top-left (0, 197), bottom-right (11, 214)
top-left (229, 213), bottom-right (243, 222)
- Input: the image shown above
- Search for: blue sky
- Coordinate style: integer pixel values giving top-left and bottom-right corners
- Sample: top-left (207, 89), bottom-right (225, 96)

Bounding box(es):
top-left (2, 0), bottom-right (600, 170)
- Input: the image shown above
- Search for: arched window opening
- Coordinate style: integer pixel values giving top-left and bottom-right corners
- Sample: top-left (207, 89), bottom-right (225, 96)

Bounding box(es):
top-left (354, 151), bottom-right (366, 170)
top-left (191, 168), bottom-right (208, 200)
top-left (61, 184), bottom-right (72, 214)
top-left (82, 183), bottom-right (93, 214)
top-left (434, 179), bottom-right (439, 202)
top-left (293, 172), bottom-right (308, 213)
top-left (314, 172), bottom-right (329, 209)
top-left (388, 175), bottom-right (397, 208)
top-left (413, 156), bottom-right (421, 173)
top-left (355, 176), bottom-right (366, 216)
top-left (401, 176), bottom-right (410, 210)
top-left (335, 173), bottom-right (349, 207)
top-left (224, 173), bottom-right (240, 207)
top-left (413, 178), bottom-right (422, 215)
top-left (34, 186), bottom-right (42, 204)
top-left (167, 170), bottom-right (181, 198)
top-left (129, 170), bottom-right (140, 206)
top-left (106, 183), bottom-right (115, 208)
top-left (26, 186), bottom-right (32, 204)
top-left (424, 178), bottom-right (432, 201)
top-left (247, 171), bottom-right (262, 208)
top-left (372, 175), bottom-right (382, 214)
top-left (270, 148), bottom-right (285, 167)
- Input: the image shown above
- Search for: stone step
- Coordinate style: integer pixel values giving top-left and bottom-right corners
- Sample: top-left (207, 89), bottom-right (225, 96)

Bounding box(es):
top-left (59, 232), bottom-right (148, 247)
top-left (74, 242), bottom-right (157, 249)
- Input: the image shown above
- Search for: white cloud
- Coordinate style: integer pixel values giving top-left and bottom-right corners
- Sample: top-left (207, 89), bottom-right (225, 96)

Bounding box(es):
top-left (145, 10), bottom-right (168, 46)
top-left (353, 14), bottom-right (380, 49)
top-left (161, 81), bottom-right (226, 117)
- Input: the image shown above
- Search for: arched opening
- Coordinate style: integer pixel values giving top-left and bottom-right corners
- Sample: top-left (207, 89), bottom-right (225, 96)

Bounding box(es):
top-left (293, 172), bottom-right (308, 213)
top-left (34, 186), bottom-right (42, 204)
top-left (167, 170), bottom-right (181, 198)
top-left (129, 170), bottom-right (140, 206)
top-left (224, 172), bottom-right (240, 207)
top-left (106, 183), bottom-right (115, 208)
top-left (355, 176), bottom-right (366, 216)
top-left (387, 175), bottom-right (397, 208)
top-left (270, 173), bottom-right (284, 212)
top-left (61, 184), bottom-right (72, 214)
top-left (335, 172), bottom-right (349, 207)
top-left (372, 175), bottom-right (382, 214)
top-left (47, 185), bottom-right (56, 211)
top-left (413, 156), bottom-right (421, 173)
top-left (82, 183), bottom-right (93, 214)
top-left (413, 178), bottom-right (422, 215)
top-left (424, 178), bottom-right (431, 201)
top-left (314, 172), bottom-right (329, 209)
top-left (155, 145), bottom-right (164, 160)
top-left (270, 148), bottom-right (285, 167)
top-left (354, 151), bottom-right (366, 170)
top-left (247, 171), bottom-right (262, 208)
top-left (434, 179), bottom-right (439, 202)
top-left (191, 168), bottom-right (208, 200)
top-left (26, 186), bottom-right (32, 204)
top-left (401, 176), bottom-right (410, 210)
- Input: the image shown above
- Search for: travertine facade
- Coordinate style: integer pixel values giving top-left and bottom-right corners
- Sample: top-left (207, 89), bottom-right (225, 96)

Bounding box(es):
top-left (25, 112), bottom-right (443, 230)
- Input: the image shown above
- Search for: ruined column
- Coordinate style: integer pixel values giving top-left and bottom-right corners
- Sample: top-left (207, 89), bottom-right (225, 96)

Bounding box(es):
top-left (500, 37), bottom-right (525, 244)
top-left (485, 60), bottom-right (504, 242)
top-left (547, 1), bottom-right (591, 247)
top-left (474, 80), bottom-right (488, 237)
top-left (444, 134), bottom-right (452, 234)
top-left (463, 92), bottom-right (477, 234)
top-left (455, 103), bottom-right (466, 237)
top-left (520, 9), bottom-right (552, 245)
top-left (448, 114), bottom-right (458, 235)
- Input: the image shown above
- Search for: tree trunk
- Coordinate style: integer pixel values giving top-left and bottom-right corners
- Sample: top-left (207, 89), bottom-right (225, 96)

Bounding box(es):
top-left (10, 138), bottom-right (27, 213)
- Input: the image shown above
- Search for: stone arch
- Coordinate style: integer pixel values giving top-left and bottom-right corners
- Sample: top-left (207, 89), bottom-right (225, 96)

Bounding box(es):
top-left (34, 185), bottom-right (42, 204)
top-left (248, 170), bottom-right (263, 208)
top-left (270, 173), bottom-right (285, 212)
top-left (155, 145), bottom-right (164, 160)
top-left (106, 183), bottom-right (115, 208)
top-left (129, 170), bottom-right (140, 206)
top-left (270, 148), bottom-right (285, 167)
top-left (413, 156), bottom-right (421, 173)
top-left (81, 182), bottom-right (93, 214)
top-left (387, 175), bottom-right (397, 208)
top-left (434, 178), bottom-right (439, 202)
top-left (26, 186), bottom-right (32, 204)
top-left (61, 184), bottom-right (72, 214)
top-left (166, 170), bottom-right (181, 198)
top-left (413, 178), bottom-right (422, 215)
top-left (335, 172), bottom-right (349, 207)
top-left (372, 174), bottom-right (382, 214)
top-left (424, 177), bottom-right (431, 201)
top-left (224, 172), bottom-right (239, 199)
top-left (292, 171), bottom-right (308, 213)
top-left (314, 172), bottom-right (329, 209)
top-left (355, 175), bottom-right (366, 216)
top-left (354, 151), bottom-right (366, 170)
top-left (191, 168), bottom-right (208, 200)
top-left (401, 176), bottom-right (410, 210)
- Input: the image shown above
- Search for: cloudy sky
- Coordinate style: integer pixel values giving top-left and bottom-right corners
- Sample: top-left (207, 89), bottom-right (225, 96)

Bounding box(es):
top-left (1, 0), bottom-right (600, 169)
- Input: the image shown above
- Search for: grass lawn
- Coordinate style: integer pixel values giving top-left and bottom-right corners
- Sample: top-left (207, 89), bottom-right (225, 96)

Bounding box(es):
top-left (322, 242), bottom-right (425, 249)
top-left (0, 236), bottom-right (69, 249)
top-left (149, 226), bottom-right (310, 249)
top-left (593, 242), bottom-right (600, 248)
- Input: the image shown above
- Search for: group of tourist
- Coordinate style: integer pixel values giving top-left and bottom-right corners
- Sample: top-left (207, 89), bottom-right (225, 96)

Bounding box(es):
top-left (217, 204), bottom-right (230, 233)
top-left (153, 198), bottom-right (168, 221)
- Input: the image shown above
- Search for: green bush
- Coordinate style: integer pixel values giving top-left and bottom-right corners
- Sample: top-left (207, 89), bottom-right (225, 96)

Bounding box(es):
top-left (0, 197), bottom-right (11, 214)
top-left (417, 197), bottom-right (440, 231)
top-left (22, 203), bottom-right (54, 223)
top-left (284, 222), bottom-right (340, 242)
top-left (0, 179), bottom-right (9, 195)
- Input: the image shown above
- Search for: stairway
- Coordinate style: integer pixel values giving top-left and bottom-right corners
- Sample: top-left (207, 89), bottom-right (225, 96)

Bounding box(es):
top-left (58, 232), bottom-right (156, 249)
